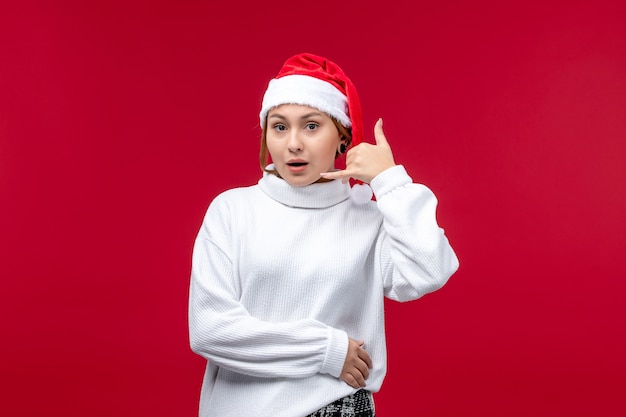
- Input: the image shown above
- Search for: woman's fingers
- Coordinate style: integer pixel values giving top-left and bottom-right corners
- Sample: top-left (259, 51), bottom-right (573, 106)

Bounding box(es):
top-left (320, 118), bottom-right (395, 184)
top-left (340, 338), bottom-right (373, 388)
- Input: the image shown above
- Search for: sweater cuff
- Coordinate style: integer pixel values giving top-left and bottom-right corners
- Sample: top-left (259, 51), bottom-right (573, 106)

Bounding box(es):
top-left (320, 327), bottom-right (349, 378)
top-left (370, 165), bottom-right (412, 199)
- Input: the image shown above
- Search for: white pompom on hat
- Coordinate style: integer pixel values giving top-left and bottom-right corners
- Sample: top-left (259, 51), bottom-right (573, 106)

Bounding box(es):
top-left (259, 53), bottom-right (373, 204)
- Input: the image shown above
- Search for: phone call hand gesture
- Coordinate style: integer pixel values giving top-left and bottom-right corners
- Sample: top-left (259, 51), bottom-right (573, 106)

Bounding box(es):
top-left (321, 118), bottom-right (396, 184)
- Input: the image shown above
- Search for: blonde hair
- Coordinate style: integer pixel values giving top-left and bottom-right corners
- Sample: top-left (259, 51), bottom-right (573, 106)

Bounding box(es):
top-left (259, 115), bottom-right (352, 176)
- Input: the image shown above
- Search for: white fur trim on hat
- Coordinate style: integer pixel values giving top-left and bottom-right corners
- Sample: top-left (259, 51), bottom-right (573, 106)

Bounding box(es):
top-left (259, 74), bottom-right (351, 128)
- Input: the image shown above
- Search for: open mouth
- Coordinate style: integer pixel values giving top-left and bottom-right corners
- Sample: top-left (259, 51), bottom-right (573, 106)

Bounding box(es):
top-left (286, 162), bottom-right (308, 167)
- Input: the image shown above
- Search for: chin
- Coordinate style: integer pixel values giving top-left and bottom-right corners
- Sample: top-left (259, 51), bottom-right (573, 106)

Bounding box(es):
top-left (275, 167), bottom-right (316, 187)
top-left (286, 177), bottom-right (318, 187)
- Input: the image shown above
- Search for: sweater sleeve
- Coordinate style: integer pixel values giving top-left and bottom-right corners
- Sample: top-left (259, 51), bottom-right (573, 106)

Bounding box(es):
top-left (188, 197), bottom-right (349, 379)
top-left (370, 165), bottom-right (459, 302)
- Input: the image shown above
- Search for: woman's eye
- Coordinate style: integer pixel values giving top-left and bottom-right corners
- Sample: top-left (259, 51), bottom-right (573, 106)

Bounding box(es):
top-left (273, 124), bottom-right (287, 132)
top-left (305, 123), bottom-right (318, 131)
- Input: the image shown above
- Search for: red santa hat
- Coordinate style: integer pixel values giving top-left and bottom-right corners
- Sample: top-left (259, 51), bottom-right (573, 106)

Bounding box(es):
top-left (260, 53), bottom-right (364, 153)
top-left (259, 53), bottom-right (372, 203)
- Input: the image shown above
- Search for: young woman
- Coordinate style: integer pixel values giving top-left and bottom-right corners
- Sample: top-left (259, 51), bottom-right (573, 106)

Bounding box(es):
top-left (188, 53), bottom-right (459, 417)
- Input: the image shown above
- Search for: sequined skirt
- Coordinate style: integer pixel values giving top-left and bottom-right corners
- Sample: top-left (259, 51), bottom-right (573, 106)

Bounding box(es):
top-left (307, 389), bottom-right (375, 417)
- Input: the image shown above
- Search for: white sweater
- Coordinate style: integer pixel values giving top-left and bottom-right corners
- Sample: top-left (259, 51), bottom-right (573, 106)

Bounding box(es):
top-left (188, 165), bottom-right (459, 417)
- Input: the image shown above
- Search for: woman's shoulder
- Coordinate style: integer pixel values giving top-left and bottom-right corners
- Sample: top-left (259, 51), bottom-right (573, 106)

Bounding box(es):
top-left (210, 184), bottom-right (260, 208)
top-left (198, 184), bottom-right (261, 228)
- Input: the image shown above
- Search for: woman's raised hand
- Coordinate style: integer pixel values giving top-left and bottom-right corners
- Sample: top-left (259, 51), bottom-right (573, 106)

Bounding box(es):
top-left (321, 118), bottom-right (396, 184)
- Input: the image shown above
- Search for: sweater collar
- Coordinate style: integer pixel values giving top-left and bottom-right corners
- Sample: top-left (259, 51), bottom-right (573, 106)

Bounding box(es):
top-left (258, 165), bottom-right (351, 209)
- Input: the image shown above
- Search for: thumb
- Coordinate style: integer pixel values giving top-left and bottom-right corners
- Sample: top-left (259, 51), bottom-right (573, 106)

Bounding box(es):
top-left (374, 118), bottom-right (389, 147)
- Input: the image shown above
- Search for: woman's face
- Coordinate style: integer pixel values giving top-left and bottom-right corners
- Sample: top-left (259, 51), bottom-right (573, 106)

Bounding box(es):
top-left (266, 104), bottom-right (344, 187)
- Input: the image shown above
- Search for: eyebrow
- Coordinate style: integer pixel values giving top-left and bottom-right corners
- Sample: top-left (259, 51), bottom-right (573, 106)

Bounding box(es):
top-left (268, 111), bottom-right (324, 121)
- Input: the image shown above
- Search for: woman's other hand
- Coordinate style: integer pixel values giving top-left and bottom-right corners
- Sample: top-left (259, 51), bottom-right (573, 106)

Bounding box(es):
top-left (340, 338), bottom-right (373, 388)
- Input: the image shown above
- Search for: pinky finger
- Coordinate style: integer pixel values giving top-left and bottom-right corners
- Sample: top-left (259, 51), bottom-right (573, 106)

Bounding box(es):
top-left (320, 171), bottom-right (353, 183)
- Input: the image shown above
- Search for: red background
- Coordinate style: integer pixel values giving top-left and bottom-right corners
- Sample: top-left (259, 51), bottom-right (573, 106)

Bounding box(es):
top-left (1, 1), bottom-right (625, 416)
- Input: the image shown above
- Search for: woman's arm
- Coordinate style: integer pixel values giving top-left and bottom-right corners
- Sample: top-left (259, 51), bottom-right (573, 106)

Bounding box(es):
top-left (371, 166), bottom-right (459, 301)
top-left (188, 228), bottom-right (349, 379)
top-left (320, 118), bottom-right (458, 301)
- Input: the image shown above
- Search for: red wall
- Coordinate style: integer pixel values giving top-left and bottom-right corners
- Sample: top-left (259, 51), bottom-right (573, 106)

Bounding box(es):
top-left (1, 1), bottom-right (625, 416)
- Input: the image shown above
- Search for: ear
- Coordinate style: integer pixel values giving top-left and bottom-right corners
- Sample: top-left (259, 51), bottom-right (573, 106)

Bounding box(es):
top-left (336, 135), bottom-right (350, 156)
top-left (338, 141), bottom-right (348, 155)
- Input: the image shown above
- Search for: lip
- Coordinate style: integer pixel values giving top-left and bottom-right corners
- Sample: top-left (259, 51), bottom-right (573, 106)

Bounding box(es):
top-left (285, 159), bottom-right (308, 173)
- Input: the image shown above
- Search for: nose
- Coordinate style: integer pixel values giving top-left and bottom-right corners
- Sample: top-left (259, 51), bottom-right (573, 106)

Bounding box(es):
top-left (287, 131), bottom-right (303, 153)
